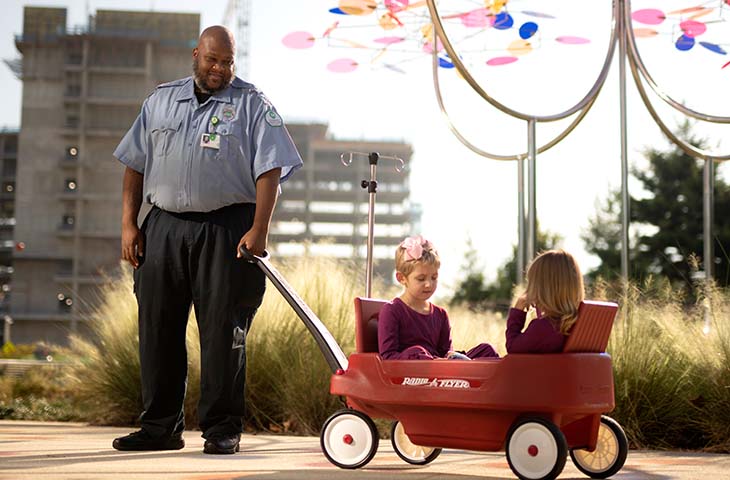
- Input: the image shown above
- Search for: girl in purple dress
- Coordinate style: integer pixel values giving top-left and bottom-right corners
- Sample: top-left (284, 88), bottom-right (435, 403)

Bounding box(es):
top-left (378, 236), bottom-right (499, 360)
top-left (506, 249), bottom-right (585, 353)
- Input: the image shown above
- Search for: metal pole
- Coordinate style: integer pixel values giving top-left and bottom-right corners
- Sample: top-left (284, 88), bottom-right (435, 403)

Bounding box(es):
top-left (619, 0), bottom-right (630, 284)
top-left (527, 119), bottom-right (537, 263)
top-left (703, 157), bottom-right (714, 333)
top-left (365, 152), bottom-right (379, 298)
top-left (517, 155), bottom-right (526, 283)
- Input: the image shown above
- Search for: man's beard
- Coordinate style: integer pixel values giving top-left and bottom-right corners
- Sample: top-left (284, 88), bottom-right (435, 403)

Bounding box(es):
top-left (192, 58), bottom-right (233, 94)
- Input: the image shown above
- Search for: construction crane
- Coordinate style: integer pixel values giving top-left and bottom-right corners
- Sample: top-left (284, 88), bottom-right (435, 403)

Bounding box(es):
top-left (222, 0), bottom-right (251, 81)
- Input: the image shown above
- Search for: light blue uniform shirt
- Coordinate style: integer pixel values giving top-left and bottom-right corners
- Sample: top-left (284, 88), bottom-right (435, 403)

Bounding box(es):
top-left (114, 76), bottom-right (303, 213)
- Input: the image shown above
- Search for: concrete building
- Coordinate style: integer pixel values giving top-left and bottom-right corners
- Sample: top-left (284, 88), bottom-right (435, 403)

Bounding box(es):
top-left (0, 129), bottom-right (18, 343)
top-left (274, 124), bottom-right (418, 285)
top-left (11, 7), bottom-right (199, 344)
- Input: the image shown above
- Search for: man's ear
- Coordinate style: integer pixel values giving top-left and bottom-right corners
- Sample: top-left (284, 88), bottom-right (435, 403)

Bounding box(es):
top-left (192, 47), bottom-right (199, 58)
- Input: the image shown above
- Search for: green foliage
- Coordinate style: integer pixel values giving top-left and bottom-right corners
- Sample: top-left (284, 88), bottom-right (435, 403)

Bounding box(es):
top-left (65, 267), bottom-right (201, 426)
top-left (0, 368), bottom-right (84, 421)
top-left (582, 123), bottom-right (730, 296)
top-left (1, 342), bottom-right (15, 357)
top-left (608, 280), bottom-right (730, 451)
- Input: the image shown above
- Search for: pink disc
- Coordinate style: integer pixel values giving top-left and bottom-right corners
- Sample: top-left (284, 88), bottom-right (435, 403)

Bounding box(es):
top-left (680, 20), bottom-right (706, 38)
top-left (327, 58), bottom-right (358, 73)
top-left (385, 0), bottom-right (409, 13)
top-left (631, 8), bottom-right (665, 25)
top-left (556, 36), bottom-right (590, 45)
top-left (487, 56), bottom-right (518, 66)
top-left (282, 31), bottom-right (315, 49)
top-left (461, 8), bottom-right (491, 28)
top-left (374, 36), bottom-right (405, 45)
top-left (422, 37), bottom-right (444, 54)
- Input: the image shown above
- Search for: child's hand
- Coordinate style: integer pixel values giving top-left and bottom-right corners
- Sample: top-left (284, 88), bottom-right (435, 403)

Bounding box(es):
top-left (446, 351), bottom-right (472, 361)
top-left (514, 293), bottom-right (530, 311)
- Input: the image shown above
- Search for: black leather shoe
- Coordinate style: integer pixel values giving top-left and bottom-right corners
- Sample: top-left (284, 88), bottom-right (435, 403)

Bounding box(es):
top-left (203, 433), bottom-right (241, 454)
top-left (112, 430), bottom-right (184, 451)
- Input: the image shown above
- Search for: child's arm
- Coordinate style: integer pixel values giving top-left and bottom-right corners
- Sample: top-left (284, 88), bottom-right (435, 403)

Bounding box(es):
top-left (505, 309), bottom-right (564, 353)
top-left (377, 303), bottom-right (402, 359)
top-left (436, 307), bottom-right (454, 358)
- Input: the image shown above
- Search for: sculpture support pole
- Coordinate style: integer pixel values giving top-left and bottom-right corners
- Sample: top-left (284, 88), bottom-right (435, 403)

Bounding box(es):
top-left (619, 0), bottom-right (630, 287)
top-left (517, 156), bottom-right (526, 283)
top-left (703, 157), bottom-right (714, 332)
top-left (527, 119), bottom-right (537, 264)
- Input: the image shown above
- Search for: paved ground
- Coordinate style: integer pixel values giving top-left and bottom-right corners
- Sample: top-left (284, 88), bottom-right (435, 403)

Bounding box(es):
top-left (1, 420), bottom-right (728, 479)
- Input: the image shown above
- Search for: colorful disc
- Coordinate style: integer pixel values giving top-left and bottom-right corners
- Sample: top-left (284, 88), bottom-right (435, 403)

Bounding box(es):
top-left (282, 31), bottom-right (315, 49)
top-left (519, 22), bottom-right (538, 39)
top-left (632, 8), bottom-right (666, 25)
top-left (679, 20), bottom-right (706, 38)
top-left (493, 12), bottom-right (514, 30)
top-left (487, 56), bottom-right (518, 66)
top-left (675, 34), bottom-right (695, 51)
top-left (327, 58), bottom-right (358, 73)
top-left (556, 36), bottom-right (590, 45)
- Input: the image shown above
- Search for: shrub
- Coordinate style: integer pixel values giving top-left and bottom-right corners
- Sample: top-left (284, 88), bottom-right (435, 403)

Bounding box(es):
top-left (608, 280), bottom-right (730, 451)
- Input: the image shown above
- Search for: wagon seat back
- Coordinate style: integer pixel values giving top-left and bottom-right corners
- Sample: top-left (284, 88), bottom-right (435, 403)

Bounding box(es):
top-left (354, 297), bottom-right (388, 353)
top-left (562, 300), bottom-right (619, 353)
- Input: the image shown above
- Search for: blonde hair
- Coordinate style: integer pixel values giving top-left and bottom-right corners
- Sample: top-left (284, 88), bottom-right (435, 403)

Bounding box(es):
top-left (525, 249), bottom-right (585, 335)
top-left (395, 236), bottom-right (440, 276)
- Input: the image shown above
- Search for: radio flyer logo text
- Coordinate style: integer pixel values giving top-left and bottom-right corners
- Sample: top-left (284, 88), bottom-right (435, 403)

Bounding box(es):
top-left (401, 377), bottom-right (471, 389)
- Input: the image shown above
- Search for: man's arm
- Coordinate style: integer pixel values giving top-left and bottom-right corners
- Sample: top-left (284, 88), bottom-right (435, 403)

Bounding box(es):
top-left (237, 167), bottom-right (281, 257)
top-left (121, 167), bottom-right (145, 268)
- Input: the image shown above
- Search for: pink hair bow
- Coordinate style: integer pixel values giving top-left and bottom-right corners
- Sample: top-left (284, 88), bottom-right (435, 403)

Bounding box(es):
top-left (400, 235), bottom-right (431, 261)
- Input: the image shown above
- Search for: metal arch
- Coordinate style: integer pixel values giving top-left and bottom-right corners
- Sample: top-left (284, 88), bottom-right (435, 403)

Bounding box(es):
top-left (426, 0), bottom-right (619, 123)
top-left (624, 0), bottom-right (730, 125)
top-left (430, 37), bottom-right (600, 161)
top-left (623, 0), bottom-right (730, 161)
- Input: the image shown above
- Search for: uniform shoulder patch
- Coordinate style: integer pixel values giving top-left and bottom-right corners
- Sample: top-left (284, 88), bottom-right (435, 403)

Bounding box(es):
top-left (264, 108), bottom-right (283, 127)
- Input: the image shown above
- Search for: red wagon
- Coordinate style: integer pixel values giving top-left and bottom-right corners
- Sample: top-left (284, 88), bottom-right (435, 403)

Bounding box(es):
top-left (245, 251), bottom-right (628, 480)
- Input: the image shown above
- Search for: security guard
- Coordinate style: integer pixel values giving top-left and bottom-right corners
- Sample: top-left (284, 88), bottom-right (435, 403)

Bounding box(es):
top-left (112, 25), bottom-right (302, 455)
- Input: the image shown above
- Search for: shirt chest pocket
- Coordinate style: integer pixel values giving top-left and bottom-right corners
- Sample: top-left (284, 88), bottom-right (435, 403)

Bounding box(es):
top-left (213, 125), bottom-right (241, 160)
top-left (150, 120), bottom-right (182, 158)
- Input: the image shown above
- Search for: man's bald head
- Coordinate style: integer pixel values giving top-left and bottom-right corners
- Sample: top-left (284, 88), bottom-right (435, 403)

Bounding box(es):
top-left (198, 25), bottom-right (236, 52)
top-left (192, 26), bottom-right (236, 93)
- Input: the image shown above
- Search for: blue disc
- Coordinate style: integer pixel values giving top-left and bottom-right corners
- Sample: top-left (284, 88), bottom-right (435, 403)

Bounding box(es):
top-left (519, 22), bottom-right (538, 39)
top-left (494, 12), bottom-right (514, 30)
top-left (675, 34), bottom-right (695, 51)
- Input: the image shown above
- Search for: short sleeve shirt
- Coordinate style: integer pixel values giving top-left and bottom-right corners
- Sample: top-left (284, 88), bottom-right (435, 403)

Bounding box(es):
top-left (113, 76), bottom-right (303, 213)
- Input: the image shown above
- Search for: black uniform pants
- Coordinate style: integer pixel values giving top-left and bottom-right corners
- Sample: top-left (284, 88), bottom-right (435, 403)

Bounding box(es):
top-left (133, 203), bottom-right (265, 439)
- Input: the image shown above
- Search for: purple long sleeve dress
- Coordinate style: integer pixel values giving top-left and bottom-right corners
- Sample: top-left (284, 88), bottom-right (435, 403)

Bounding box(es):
top-left (505, 308), bottom-right (566, 353)
top-left (378, 298), bottom-right (498, 360)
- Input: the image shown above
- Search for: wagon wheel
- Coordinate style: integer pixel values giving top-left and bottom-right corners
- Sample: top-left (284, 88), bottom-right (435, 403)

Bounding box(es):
top-left (320, 409), bottom-right (379, 469)
top-left (570, 416), bottom-right (628, 478)
top-left (390, 421), bottom-right (442, 465)
top-left (506, 416), bottom-right (568, 480)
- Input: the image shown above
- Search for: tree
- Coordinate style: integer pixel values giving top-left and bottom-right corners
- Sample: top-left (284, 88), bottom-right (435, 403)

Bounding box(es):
top-left (582, 123), bottom-right (730, 292)
top-left (451, 228), bottom-right (562, 310)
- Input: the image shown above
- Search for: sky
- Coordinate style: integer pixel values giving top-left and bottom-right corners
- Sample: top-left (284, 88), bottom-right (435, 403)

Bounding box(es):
top-left (2, 0), bottom-right (729, 298)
